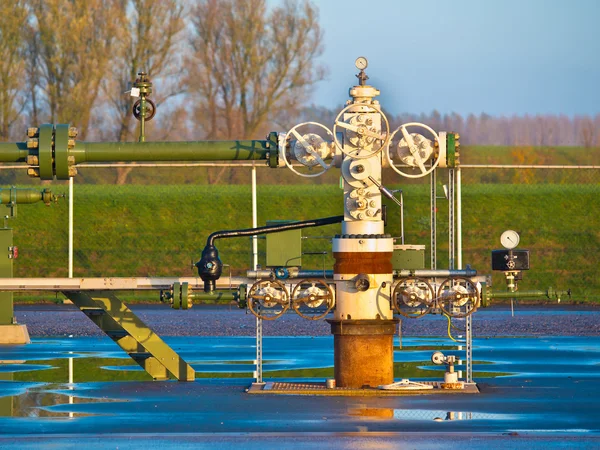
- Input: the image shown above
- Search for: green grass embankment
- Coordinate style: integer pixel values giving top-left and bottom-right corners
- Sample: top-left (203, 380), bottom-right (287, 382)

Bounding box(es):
top-left (8, 182), bottom-right (600, 303)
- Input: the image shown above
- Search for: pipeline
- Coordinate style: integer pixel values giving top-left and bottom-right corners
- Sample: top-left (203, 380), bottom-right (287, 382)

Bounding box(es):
top-left (206, 215), bottom-right (344, 247)
top-left (197, 215), bottom-right (345, 292)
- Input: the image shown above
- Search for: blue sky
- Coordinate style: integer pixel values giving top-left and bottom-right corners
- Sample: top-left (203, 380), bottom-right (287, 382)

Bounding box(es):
top-left (309, 0), bottom-right (600, 117)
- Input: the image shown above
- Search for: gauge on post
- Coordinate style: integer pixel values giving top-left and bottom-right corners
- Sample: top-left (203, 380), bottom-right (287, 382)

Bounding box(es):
top-left (500, 230), bottom-right (520, 249)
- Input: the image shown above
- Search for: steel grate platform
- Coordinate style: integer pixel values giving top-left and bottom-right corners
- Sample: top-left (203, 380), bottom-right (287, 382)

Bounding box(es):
top-left (247, 381), bottom-right (480, 396)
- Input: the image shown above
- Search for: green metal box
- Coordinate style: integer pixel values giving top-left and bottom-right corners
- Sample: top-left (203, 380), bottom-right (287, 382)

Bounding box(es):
top-left (392, 244), bottom-right (425, 270)
top-left (266, 221), bottom-right (302, 267)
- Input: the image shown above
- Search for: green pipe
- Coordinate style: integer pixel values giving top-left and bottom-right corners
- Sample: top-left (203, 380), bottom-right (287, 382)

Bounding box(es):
top-left (0, 143), bottom-right (29, 162)
top-left (0, 188), bottom-right (51, 205)
top-left (488, 290), bottom-right (548, 299)
top-left (190, 291), bottom-right (239, 302)
top-left (72, 140), bottom-right (270, 163)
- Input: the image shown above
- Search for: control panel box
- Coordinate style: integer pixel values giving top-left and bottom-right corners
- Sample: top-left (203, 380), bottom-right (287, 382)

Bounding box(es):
top-left (491, 249), bottom-right (530, 271)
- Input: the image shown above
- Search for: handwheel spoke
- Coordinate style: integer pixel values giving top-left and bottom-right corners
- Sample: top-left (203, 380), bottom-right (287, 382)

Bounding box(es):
top-left (335, 121), bottom-right (359, 133)
top-left (400, 126), bottom-right (427, 173)
top-left (291, 129), bottom-right (312, 151)
top-left (362, 128), bottom-right (386, 141)
top-left (309, 151), bottom-right (329, 169)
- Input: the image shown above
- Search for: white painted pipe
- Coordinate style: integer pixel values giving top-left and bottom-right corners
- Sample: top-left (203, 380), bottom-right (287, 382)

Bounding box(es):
top-left (457, 167), bottom-right (462, 270)
top-left (68, 177), bottom-right (73, 278)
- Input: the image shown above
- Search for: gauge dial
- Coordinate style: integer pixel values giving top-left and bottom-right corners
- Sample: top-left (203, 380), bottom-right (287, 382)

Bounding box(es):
top-left (500, 230), bottom-right (520, 249)
top-left (355, 56), bottom-right (368, 70)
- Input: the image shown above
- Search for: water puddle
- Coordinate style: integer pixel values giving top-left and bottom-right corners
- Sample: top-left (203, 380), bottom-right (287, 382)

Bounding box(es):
top-left (347, 406), bottom-right (521, 422)
top-left (0, 384), bottom-right (123, 418)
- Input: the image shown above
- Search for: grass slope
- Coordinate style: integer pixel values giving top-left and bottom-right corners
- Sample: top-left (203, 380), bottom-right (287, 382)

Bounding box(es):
top-left (8, 181), bottom-right (599, 303)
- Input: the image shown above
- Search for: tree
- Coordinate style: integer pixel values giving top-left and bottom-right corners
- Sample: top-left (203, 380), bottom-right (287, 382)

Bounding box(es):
top-left (102, 0), bottom-right (186, 184)
top-left (28, 0), bottom-right (121, 138)
top-left (0, 0), bottom-right (28, 140)
top-left (188, 0), bottom-right (326, 142)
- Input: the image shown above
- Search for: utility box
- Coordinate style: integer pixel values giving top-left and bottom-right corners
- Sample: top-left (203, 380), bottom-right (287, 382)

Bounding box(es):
top-left (392, 244), bottom-right (425, 270)
top-left (0, 228), bottom-right (13, 325)
top-left (491, 249), bottom-right (530, 271)
top-left (266, 221), bottom-right (302, 267)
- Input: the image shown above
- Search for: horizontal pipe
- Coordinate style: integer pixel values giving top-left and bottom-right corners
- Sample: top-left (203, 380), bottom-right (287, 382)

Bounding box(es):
top-left (0, 277), bottom-right (249, 292)
top-left (246, 269), bottom-right (334, 279)
top-left (488, 290), bottom-right (546, 299)
top-left (0, 188), bottom-right (46, 204)
top-left (460, 164), bottom-right (600, 169)
top-left (246, 268), bottom-right (477, 279)
top-left (393, 269), bottom-right (477, 277)
top-left (0, 142), bottom-right (29, 162)
top-left (191, 291), bottom-right (238, 302)
top-left (74, 140), bottom-right (270, 163)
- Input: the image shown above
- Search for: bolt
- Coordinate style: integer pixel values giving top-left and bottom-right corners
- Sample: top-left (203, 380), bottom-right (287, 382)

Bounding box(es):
top-left (27, 138), bottom-right (39, 149)
top-left (369, 200), bottom-right (376, 208)
top-left (26, 155), bottom-right (39, 165)
top-left (355, 165), bottom-right (365, 173)
top-left (358, 213), bottom-right (364, 219)
top-left (366, 210), bottom-right (374, 217)
top-left (68, 127), bottom-right (78, 138)
top-left (27, 127), bottom-right (39, 138)
top-left (27, 168), bottom-right (40, 178)
top-left (68, 139), bottom-right (76, 149)
top-left (454, 133), bottom-right (460, 140)
top-left (68, 167), bottom-right (78, 177)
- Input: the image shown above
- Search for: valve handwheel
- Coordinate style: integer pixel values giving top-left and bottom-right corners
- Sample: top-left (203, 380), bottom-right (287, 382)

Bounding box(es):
top-left (392, 277), bottom-right (435, 319)
top-left (291, 279), bottom-right (335, 320)
top-left (437, 277), bottom-right (479, 318)
top-left (333, 104), bottom-right (390, 159)
top-left (133, 98), bottom-right (156, 121)
top-left (248, 279), bottom-right (290, 320)
top-left (386, 122), bottom-right (441, 178)
top-left (282, 122), bottom-right (334, 177)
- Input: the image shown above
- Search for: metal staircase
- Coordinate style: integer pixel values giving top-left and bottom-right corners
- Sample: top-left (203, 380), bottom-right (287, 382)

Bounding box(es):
top-left (65, 291), bottom-right (195, 381)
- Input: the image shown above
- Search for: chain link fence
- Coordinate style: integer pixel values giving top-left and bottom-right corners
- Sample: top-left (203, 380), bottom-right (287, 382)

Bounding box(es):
top-left (3, 162), bottom-right (599, 302)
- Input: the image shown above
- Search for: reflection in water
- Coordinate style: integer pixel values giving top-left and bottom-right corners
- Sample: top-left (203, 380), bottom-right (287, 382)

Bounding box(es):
top-left (7, 390), bottom-right (119, 418)
top-left (348, 405), bottom-right (519, 422)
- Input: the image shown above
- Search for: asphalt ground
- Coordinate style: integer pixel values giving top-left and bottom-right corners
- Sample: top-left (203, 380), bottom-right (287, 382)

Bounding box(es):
top-left (14, 303), bottom-right (600, 337)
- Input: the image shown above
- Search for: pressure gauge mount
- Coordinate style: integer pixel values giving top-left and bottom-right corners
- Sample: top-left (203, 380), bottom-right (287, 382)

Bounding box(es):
top-left (500, 230), bottom-right (520, 249)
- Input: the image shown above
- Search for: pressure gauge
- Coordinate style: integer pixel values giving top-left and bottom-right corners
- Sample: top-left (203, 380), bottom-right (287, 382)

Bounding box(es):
top-left (500, 230), bottom-right (520, 249)
top-left (355, 56), bottom-right (368, 70)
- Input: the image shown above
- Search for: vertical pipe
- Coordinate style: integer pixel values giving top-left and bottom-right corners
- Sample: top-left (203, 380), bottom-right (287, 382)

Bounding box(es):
top-left (430, 171), bottom-right (436, 270)
top-left (400, 191), bottom-right (404, 245)
top-left (252, 165), bottom-right (263, 384)
top-left (448, 169), bottom-right (455, 270)
top-left (68, 177), bottom-right (73, 278)
top-left (252, 166), bottom-right (258, 269)
top-left (457, 167), bottom-right (462, 270)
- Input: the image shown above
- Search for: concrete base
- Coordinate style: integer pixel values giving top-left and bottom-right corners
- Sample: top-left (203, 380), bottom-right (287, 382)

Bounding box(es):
top-left (328, 319), bottom-right (398, 388)
top-left (0, 324), bottom-right (31, 344)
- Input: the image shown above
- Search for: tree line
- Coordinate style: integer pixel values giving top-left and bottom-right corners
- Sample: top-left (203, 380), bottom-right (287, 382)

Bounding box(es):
top-left (0, 0), bottom-right (325, 143)
top-left (0, 0), bottom-right (597, 185)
